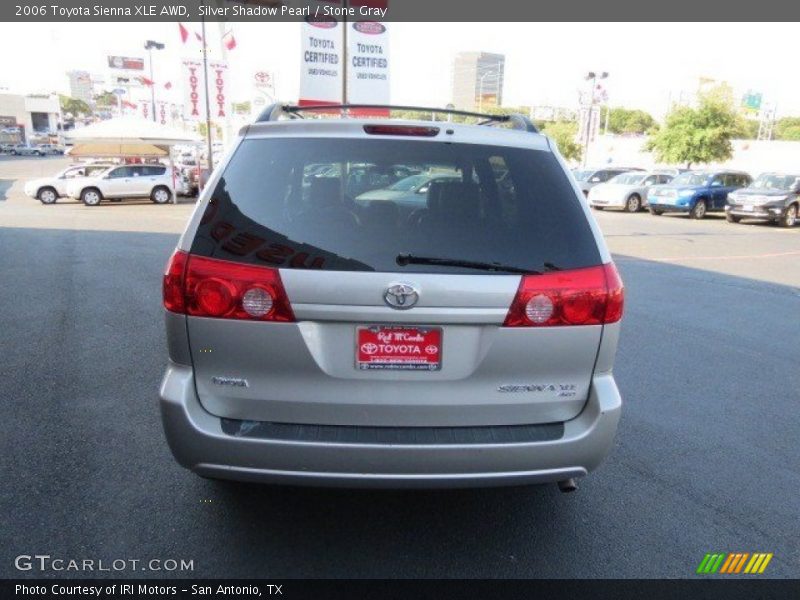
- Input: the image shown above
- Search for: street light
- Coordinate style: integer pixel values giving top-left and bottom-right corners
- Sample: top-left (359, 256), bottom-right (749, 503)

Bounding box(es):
top-left (581, 71), bottom-right (608, 167)
top-left (478, 70), bottom-right (497, 112)
top-left (144, 40), bottom-right (165, 122)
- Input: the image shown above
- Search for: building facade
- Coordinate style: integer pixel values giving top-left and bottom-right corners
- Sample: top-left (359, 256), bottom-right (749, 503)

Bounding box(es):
top-left (451, 52), bottom-right (505, 111)
top-left (0, 93), bottom-right (60, 143)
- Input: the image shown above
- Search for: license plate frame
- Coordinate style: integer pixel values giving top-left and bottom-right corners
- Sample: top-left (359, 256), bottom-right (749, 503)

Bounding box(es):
top-left (356, 325), bottom-right (443, 371)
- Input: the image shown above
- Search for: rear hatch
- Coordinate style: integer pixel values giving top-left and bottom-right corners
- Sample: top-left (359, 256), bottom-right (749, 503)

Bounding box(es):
top-left (183, 130), bottom-right (610, 427)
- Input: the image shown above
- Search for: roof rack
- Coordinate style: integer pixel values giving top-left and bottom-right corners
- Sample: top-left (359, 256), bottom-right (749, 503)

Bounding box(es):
top-left (255, 103), bottom-right (538, 133)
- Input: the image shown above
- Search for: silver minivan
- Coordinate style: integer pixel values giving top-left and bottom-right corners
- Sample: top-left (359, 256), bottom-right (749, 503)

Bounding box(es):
top-left (160, 105), bottom-right (624, 490)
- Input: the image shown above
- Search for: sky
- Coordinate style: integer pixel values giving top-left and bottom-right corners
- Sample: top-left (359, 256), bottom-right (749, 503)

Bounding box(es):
top-left (0, 22), bottom-right (797, 120)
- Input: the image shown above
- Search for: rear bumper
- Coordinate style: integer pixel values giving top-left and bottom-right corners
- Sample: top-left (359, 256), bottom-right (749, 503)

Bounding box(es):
top-left (159, 363), bottom-right (622, 488)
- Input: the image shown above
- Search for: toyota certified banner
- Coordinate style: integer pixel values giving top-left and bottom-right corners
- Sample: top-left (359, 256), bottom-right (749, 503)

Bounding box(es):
top-left (347, 20), bottom-right (390, 114)
top-left (181, 58), bottom-right (229, 121)
top-left (299, 0), bottom-right (389, 115)
top-left (298, 13), bottom-right (342, 107)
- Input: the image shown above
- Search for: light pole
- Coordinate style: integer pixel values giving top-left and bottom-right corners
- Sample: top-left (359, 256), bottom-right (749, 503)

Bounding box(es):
top-left (581, 71), bottom-right (608, 167)
top-left (478, 70), bottom-right (497, 112)
top-left (144, 40), bottom-right (165, 122)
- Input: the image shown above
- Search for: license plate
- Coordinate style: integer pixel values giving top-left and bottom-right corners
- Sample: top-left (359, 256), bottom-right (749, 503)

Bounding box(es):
top-left (356, 325), bottom-right (442, 371)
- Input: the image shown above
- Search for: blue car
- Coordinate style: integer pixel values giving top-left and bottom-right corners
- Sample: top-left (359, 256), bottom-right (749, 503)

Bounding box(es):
top-left (647, 170), bottom-right (752, 219)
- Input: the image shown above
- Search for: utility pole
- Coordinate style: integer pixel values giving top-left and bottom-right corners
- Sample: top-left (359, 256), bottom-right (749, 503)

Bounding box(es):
top-left (341, 0), bottom-right (349, 108)
top-left (144, 40), bottom-right (165, 122)
top-left (201, 7), bottom-right (214, 172)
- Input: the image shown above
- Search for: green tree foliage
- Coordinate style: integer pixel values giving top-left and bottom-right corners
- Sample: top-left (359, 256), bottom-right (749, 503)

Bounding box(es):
top-left (601, 107), bottom-right (658, 135)
top-left (646, 84), bottom-right (745, 168)
top-left (94, 91), bottom-right (118, 108)
top-left (774, 117), bottom-right (800, 141)
top-left (59, 95), bottom-right (91, 116)
top-left (540, 121), bottom-right (582, 162)
top-left (739, 119), bottom-right (760, 140)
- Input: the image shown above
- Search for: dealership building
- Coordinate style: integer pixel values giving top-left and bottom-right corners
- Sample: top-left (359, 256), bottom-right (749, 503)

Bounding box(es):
top-left (0, 93), bottom-right (60, 143)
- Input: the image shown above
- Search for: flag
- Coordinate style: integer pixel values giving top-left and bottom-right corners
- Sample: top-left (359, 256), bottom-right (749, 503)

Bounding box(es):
top-left (178, 22), bottom-right (189, 44)
top-left (164, 81), bottom-right (172, 90)
top-left (139, 76), bottom-right (155, 86)
top-left (222, 30), bottom-right (237, 51)
top-left (195, 31), bottom-right (203, 43)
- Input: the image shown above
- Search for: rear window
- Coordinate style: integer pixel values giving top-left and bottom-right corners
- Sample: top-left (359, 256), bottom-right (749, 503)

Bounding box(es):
top-left (190, 138), bottom-right (601, 274)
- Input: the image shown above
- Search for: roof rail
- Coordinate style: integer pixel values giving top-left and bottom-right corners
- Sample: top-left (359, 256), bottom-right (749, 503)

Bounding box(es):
top-left (255, 103), bottom-right (538, 133)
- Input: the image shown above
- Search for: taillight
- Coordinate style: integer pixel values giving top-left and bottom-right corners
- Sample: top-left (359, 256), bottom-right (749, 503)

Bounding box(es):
top-left (162, 250), bottom-right (295, 322)
top-left (163, 249), bottom-right (188, 313)
top-left (503, 263), bottom-right (624, 327)
top-left (363, 124), bottom-right (440, 137)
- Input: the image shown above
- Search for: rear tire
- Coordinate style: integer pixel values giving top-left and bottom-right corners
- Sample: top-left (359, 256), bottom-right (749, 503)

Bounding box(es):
top-left (726, 213), bottom-right (741, 223)
top-left (779, 204), bottom-right (797, 228)
top-left (37, 187), bottom-right (57, 205)
top-left (690, 199), bottom-right (707, 219)
top-left (151, 186), bottom-right (172, 204)
top-left (649, 208), bottom-right (663, 216)
top-left (625, 194), bottom-right (642, 213)
top-left (81, 188), bottom-right (102, 206)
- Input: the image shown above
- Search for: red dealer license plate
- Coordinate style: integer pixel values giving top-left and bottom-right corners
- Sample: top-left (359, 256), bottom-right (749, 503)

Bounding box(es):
top-left (356, 326), bottom-right (442, 371)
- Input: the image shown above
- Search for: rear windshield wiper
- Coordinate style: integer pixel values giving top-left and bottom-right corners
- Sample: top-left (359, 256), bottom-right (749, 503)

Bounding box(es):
top-left (396, 253), bottom-right (543, 274)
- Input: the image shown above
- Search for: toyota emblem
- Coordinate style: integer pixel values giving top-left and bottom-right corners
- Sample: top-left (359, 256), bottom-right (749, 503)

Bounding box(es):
top-left (383, 283), bottom-right (419, 310)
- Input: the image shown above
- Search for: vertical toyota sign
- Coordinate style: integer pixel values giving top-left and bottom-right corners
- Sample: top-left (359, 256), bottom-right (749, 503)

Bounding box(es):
top-left (181, 59), bottom-right (229, 121)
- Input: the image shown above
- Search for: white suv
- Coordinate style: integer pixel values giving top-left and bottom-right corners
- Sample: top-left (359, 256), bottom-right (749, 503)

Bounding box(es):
top-left (24, 163), bottom-right (114, 204)
top-left (67, 164), bottom-right (175, 206)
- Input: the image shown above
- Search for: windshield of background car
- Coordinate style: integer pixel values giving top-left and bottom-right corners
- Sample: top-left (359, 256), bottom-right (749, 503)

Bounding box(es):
top-left (191, 138), bottom-right (601, 274)
top-left (388, 174), bottom-right (428, 191)
top-left (671, 172), bottom-right (709, 186)
top-left (751, 174), bottom-right (800, 190)
top-left (609, 173), bottom-right (644, 185)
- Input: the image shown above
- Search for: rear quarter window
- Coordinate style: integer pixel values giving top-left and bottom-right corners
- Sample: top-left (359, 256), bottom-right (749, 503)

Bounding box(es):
top-left (190, 137), bottom-right (602, 274)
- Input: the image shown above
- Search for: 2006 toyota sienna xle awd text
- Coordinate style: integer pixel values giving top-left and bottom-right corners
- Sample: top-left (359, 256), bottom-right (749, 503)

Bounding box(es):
top-left (159, 104), bottom-right (624, 491)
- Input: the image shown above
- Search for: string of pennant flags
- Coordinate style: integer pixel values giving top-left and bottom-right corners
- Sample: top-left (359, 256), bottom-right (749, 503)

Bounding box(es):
top-left (124, 23), bottom-right (235, 93)
top-left (178, 22), bottom-right (237, 50)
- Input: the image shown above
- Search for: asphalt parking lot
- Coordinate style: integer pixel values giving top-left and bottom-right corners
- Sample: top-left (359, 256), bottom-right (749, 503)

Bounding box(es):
top-left (1, 155), bottom-right (798, 578)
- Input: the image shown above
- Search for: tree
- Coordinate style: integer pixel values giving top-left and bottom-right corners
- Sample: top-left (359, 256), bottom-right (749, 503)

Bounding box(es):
top-left (775, 117), bottom-right (800, 141)
top-left (59, 95), bottom-right (91, 116)
top-left (94, 90), bottom-right (118, 108)
top-left (646, 85), bottom-right (745, 168)
top-left (601, 107), bottom-right (657, 135)
top-left (540, 121), bottom-right (582, 162)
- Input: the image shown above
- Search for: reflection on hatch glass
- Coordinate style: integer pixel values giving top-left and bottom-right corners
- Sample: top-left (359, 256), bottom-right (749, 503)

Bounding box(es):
top-left (190, 138), bottom-right (601, 274)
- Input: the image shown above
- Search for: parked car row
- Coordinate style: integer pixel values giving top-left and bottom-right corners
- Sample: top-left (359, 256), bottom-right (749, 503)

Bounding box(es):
top-left (24, 162), bottom-right (175, 206)
top-left (1, 142), bottom-right (65, 156)
top-left (576, 166), bottom-right (799, 227)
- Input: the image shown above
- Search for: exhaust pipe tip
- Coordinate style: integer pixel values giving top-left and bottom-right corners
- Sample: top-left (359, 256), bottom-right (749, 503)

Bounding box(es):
top-left (557, 478), bottom-right (578, 493)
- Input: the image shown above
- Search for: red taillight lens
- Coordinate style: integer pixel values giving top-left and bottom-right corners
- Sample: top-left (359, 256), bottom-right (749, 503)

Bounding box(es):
top-left (162, 251), bottom-right (295, 322)
top-left (503, 263), bottom-right (624, 327)
top-left (363, 124), bottom-right (440, 137)
top-left (163, 249), bottom-right (188, 313)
